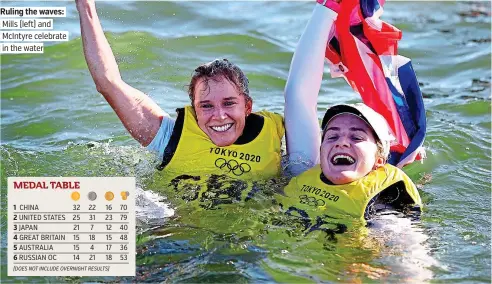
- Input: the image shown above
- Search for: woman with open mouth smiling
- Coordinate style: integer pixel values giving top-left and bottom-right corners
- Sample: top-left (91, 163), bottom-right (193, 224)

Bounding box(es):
top-left (319, 104), bottom-right (391, 186)
top-left (278, 0), bottom-right (424, 222)
top-left (76, 0), bottom-right (287, 207)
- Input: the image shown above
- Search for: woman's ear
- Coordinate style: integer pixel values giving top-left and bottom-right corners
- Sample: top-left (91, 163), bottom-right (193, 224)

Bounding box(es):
top-left (373, 156), bottom-right (385, 170)
top-left (245, 99), bottom-right (253, 116)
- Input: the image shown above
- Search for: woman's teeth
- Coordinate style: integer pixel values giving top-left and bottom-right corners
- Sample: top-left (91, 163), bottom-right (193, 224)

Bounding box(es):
top-left (210, 123), bottom-right (233, 132)
top-left (332, 154), bottom-right (355, 165)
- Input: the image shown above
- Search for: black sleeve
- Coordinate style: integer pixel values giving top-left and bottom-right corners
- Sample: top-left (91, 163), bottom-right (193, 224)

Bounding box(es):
top-left (156, 108), bottom-right (185, 171)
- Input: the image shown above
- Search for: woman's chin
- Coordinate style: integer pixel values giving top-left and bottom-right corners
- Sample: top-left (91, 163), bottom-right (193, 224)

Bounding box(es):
top-left (210, 135), bottom-right (236, 147)
top-left (323, 171), bottom-right (357, 185)
top-left (207, 127), bottom-right (239, 147)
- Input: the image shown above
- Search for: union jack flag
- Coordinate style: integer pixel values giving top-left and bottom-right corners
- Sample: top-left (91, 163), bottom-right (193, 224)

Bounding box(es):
top-left (325, 0), bottom-right (426, 167)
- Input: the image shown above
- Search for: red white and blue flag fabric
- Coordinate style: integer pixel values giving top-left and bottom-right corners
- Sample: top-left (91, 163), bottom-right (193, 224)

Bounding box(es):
top-left (324, 0), bottom-right (426, 167)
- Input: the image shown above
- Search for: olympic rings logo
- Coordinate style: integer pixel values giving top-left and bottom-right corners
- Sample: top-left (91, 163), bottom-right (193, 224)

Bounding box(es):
top-left (299, 194), bottom-right (325, 207)
top-left (215, 158), bottom-right (251, 176)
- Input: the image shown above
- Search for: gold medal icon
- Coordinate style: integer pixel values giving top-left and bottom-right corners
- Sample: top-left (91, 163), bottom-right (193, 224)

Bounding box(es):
top-left (71, 191), bottom-right (80, 201)
top-left (105, 191), bottom-right (114, 201)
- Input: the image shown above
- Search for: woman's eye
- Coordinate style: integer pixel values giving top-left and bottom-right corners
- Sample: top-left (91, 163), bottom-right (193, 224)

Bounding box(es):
top-left (325, 135), bottom-right (338, 141)
top-left (224, 101), bottom-right (236, 106)
top-left (201, 104), bottom-right (213, 109)
top-left (351, 136), bottom-right (364, 141)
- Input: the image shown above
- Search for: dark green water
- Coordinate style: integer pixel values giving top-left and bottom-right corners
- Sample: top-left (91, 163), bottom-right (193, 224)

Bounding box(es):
top-left (1, 1), bottom-right (490, 283)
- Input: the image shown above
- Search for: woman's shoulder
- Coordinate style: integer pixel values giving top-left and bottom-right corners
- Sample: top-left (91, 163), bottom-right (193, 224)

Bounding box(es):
top-left (254, 110), bottom-right (284, 138)
top-left (255, 110), bottom-right (283, 120)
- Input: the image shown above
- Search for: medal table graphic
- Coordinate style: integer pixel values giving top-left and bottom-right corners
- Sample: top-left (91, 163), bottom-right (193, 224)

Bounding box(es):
top-left (8, 177), bottom-right (135, 276)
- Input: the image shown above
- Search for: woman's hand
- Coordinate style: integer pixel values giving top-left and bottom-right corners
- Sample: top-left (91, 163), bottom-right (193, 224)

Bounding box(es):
top-left (316, 0), bottom-right (341, 13)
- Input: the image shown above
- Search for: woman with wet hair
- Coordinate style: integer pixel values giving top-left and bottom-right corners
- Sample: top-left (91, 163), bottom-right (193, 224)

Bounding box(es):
top-left (76, 0), bottom-right (285, 207)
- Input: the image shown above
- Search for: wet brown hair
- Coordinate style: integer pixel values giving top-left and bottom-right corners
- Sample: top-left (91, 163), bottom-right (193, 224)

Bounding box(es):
top-left (188, 59), bottom-right (252, 106)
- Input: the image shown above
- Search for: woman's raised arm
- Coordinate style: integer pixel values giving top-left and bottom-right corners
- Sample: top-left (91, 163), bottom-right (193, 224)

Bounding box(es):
top-left (76, 0), bottom-right (167, 146)
top-left (284, 2), bottom-right (338, 176)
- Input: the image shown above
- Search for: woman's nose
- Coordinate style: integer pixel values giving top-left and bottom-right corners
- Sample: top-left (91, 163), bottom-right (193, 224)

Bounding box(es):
top-left (213, 106), bottom-right (227, 119)
top-left (335, 135), bottom-right (350, 148)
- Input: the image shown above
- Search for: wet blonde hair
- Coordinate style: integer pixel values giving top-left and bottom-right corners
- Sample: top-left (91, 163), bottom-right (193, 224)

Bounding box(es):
top-left (376, 140), bottom-right (390, 163)
top-left (188, 59), bottom-right (252, 106)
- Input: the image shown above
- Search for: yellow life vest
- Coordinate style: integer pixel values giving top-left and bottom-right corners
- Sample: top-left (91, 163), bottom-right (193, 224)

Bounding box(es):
top-left (276, 164), bottom-right (422, 222)
top-left (157, 106), bottom-right (284, 210)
